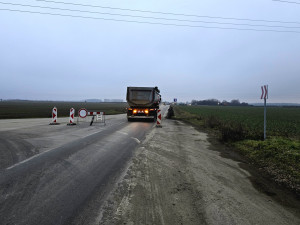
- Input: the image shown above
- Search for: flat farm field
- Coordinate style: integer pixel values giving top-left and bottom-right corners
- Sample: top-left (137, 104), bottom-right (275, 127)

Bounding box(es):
top-left (0, 101), bottom-right (128, 119)
top-left (176, 105), bottom-right (300, 139)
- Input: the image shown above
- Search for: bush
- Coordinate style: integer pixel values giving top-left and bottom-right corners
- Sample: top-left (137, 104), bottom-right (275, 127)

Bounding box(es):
top-left (204, 116), bottom-right (221, 128)
top-left (221, 122), bottom-right (246, 142)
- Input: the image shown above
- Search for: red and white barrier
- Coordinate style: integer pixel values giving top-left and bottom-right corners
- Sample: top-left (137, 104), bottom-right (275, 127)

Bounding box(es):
top-left (77, 109), bottom-right (106, 125)
top-left (88, 111), bottom-right (105, 116)
top-left (67, 108), bottom-right (76, 125)
top-left (156, 109), bottom-right (162, 127)
top-left (89, 111), bottom-right (105, 125)
top-left (49, 107), bottom-right (59, 125)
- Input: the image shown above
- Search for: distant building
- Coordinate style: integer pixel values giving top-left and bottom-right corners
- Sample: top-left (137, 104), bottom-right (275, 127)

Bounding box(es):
top-left (85, 99), bottom-right (103, 102)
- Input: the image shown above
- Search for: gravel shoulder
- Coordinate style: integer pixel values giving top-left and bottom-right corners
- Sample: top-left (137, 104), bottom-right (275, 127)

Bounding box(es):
top-left (99, 118), bottom-right (300, 225)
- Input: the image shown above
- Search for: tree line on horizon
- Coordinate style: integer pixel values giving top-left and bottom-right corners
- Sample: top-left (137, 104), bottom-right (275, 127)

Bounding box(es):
top-left (191, 99), bottom-right (249, 106)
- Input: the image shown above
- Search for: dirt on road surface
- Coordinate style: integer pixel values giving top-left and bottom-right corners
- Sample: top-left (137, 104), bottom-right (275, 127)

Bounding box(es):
top-left (99, 118), bottom-right (300, 225)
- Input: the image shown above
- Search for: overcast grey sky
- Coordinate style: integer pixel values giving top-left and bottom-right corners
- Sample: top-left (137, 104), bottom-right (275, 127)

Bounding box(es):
top-left (1, 0), bottom-right (300, 103)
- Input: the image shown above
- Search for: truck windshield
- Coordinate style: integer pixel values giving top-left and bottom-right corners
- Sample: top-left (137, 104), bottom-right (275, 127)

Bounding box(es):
top-left (131, 90), bottom-right (152, 100)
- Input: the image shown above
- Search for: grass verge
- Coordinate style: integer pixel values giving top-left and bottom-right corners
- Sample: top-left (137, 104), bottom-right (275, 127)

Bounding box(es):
top-left (173, 105), bottom-right (300, 195)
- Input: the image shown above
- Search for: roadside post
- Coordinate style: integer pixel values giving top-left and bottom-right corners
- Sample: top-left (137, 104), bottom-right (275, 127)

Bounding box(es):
top-left (261, 85), bottom-right (268, 140)
top-left (156, 109), bottom-right (162, 128)
top-left (49, 107), bottom-right (59, 125)
top-left (67, 108), bottom-right (76, 125)
top-left (90, 116), bottom-right (95, 126)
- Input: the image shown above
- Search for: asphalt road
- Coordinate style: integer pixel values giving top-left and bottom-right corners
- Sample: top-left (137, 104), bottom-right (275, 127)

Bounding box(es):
top-left (0, 109), bottom-right (167, 225)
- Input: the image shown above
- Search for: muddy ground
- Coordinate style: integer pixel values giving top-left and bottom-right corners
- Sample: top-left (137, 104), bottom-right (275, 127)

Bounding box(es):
top-left (98, 118), bottom-right (300, 225)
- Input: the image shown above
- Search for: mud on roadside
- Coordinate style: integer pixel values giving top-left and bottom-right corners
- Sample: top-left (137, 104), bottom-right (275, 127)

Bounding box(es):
top-left (99, 118), bottom-right (300, 225)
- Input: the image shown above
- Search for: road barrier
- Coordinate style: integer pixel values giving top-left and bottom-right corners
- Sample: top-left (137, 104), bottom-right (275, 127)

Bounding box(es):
top-left (48, 107), bottom-right (105, 126)
top-left (49, 107), bottom-right (59, 125)
top-left (89, 111), bottom-right (106, 126)
top-left (67, 108), bottom-right (76, 125)
top-left (96, 113), bottom-right (105, 124)
top-left (76, 108), bottom-right (106, 125)
top-left (156, 109), bottom-right (162, 128)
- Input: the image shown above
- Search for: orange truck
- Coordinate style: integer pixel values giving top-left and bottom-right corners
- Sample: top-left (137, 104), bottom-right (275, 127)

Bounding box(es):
top-left (126, 86), bottom-right (161, 122)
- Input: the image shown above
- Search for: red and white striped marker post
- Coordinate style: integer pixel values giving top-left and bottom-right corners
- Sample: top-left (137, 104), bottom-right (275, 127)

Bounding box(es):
top-left (156, 109), bottom-right (162, 128)
top-left (67, 108), bottom-right (76, 125)
top-left (261, 85), bottom-right (269, 140)
top-left (261, 85), bottom-right (268, 100)
top-left (49, 107), bottom-right (59, 125)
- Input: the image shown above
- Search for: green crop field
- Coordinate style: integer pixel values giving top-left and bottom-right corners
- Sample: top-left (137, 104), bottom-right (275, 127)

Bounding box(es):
top-left (0, 101), bottom-right (128, 119)
top-left (174, 105), bottom-right (300, 193)
top-left (176, 105), bottom-right (300, 139)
